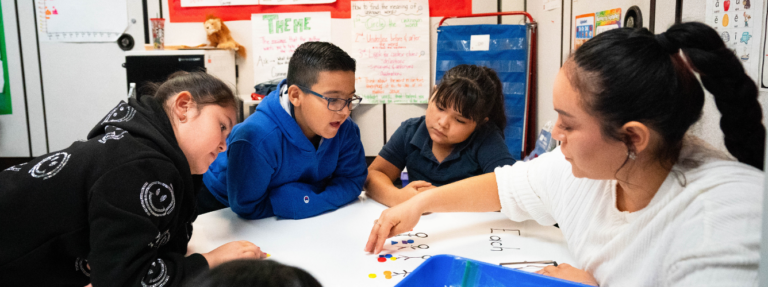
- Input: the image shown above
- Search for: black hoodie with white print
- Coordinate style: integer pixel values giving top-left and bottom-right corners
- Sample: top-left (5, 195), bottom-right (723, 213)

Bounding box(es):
top-left (0, 94), bottom-right (207, 286)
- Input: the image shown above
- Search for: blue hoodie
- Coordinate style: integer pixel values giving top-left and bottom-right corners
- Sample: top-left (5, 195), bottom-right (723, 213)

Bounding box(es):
top-left (202, 80), bottom-right (367, 219)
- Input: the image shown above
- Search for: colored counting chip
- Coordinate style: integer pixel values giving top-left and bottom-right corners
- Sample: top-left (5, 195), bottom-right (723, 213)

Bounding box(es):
top-left (378, 257), bottom-right (386, 262)
top-left (379, 255), bottom-right (385, 258)
top-left (391, 241), bottom-right (398, 245)
top-left (401, 240), bottom-right (408, 244)
top-left (385, 254), bottom-right (392, 258)
top-left (384, 271), bottom-right (392, 279)
top-left (407, 239), bottom-right (414, 244)
top-left (266, 253), bottom-right (271, 258)
top-left (390, 257), bottom-right (397, 261)
top-left (369, 274), bottom-right (377, 278)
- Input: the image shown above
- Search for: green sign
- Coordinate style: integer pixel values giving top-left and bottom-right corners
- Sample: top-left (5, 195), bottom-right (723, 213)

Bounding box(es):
top-left (0, 3), bottom-right (11, 115)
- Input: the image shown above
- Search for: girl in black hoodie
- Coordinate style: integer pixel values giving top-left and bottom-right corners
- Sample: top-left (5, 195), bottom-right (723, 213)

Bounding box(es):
top-left (0, 72), bottom-right (265, 286)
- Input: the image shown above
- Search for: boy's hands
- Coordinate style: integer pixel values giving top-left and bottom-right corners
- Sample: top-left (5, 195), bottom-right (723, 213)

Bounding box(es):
top-left (203, 240), bottom-right (267, 268)
top-left (402, 180), bottom-right (434, 195)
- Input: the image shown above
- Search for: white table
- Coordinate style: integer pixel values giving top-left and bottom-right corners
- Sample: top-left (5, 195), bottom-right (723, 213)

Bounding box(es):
top-left (188, 195), bottom-right (577, 286)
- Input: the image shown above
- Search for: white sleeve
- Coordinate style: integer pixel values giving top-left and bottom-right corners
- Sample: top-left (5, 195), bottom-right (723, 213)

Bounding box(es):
top-left (495, 147), bottom-right (572, 226)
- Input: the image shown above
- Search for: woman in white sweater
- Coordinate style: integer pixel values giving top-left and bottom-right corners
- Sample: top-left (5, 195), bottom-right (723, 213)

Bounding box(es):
top-left (364, 22), bottom-right (765, 286)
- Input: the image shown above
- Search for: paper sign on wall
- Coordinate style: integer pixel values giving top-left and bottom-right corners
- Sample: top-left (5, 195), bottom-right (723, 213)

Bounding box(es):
top-left (595, 8), bottom-right (621, 36)
top-left (181, 0), bottom-right (259, 7)
top-left (261, 0), bottom-right (336, 5)
top-left (574, 13), bottom-right (594, 50)
top-left (182, 0), bottom-right (334, 6)
top-left (251, 12), bottom-right (332, 85)
top-left (34, 0), bottom-right (128, 42)
top-left (350, 0), bottom-right (430, 104)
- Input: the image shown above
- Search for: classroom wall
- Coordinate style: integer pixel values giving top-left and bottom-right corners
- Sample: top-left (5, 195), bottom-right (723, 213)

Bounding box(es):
top-left (507, 0), bottom-right (768, 158)
top-left (3, 0), bottom-right (768, 159)
top-left (162, 0), bottom-right (502, 157)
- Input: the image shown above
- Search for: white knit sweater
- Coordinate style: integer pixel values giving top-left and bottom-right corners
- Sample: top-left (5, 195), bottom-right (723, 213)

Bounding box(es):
top-left (495, 143), bottom-right (763, 286)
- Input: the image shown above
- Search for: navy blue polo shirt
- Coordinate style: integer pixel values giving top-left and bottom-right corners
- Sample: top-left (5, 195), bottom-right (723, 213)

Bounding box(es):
top-left (379, 116), bottom-right (516, 187)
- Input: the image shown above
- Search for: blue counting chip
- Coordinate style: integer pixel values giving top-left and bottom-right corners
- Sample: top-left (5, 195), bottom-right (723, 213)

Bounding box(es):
top-left (407, 239), bottom-right (414, 244)
top-left (379, 255), bottom-right (385, 258)
top-left (385, 254), bottom-right (393, 258)
top-left (391, 241), bottom-right (397, 245)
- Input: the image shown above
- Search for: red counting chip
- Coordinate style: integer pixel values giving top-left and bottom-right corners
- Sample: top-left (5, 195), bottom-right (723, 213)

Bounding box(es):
top-left (377, 257), bottom-right (387, 262)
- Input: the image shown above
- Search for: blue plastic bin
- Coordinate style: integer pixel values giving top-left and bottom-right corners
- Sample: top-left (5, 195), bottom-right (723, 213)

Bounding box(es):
top-left (395, 255), bottom-right (591, 287)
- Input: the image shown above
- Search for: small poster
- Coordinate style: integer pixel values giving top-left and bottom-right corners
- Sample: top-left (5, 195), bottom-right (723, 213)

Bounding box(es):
top-left (574, 13), bottom-right (595, 50)
top-left (595, 8), bottom-right (621, 36)
top-left (704, 0), bottom-right (763, 85)
top-left (351, 0), bottom-right (430, 104)
top-left (251, 12), bottom-right (332, 85)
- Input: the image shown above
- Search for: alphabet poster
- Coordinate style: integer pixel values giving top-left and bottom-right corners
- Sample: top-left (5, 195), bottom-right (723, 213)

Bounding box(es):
top-left (350, 0), bottom-right (430, 104)
top-left (251, 12), bottom-right (332, 85)
top-left (705, 0), bottom-right (763, 84)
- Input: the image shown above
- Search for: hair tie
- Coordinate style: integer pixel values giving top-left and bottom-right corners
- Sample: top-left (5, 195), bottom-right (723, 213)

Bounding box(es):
top-left (655, 33), bottom-right (679, 54)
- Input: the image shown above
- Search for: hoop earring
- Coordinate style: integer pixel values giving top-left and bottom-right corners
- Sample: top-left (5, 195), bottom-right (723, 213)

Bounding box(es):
top-left (179, 114), bottom-right (187, 124)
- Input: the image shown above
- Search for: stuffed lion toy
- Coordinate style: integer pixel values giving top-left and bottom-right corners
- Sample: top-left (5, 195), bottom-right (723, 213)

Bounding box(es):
top-left (199, 15), bottom-right (246, 58)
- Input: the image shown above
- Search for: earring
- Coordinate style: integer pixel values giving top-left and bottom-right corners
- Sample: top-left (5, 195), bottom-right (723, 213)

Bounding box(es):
top-left (179, 114), bottom-right (187, 124)
top-left (628, 151), bottom-right (637, 160)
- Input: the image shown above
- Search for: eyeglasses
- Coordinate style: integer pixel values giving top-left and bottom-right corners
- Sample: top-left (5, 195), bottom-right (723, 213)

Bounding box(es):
top-left (294, 85), bottom-right (362, 112)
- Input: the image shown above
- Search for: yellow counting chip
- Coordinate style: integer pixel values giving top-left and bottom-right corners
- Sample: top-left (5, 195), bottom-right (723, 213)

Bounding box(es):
top-left (368, 274), bottom-right (377, 279)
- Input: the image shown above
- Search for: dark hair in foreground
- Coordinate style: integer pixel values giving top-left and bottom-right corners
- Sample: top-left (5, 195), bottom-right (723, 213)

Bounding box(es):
top-left (144, 71), bottom-right (239, 115)
top-left (186, 259), bottom-right (322, 287)
top-left (287, 41), bottom-right (356, 89)
top-left (568, 22), bottom-right (765, 170)
top-left (432, 64), bottom-right (508, 135)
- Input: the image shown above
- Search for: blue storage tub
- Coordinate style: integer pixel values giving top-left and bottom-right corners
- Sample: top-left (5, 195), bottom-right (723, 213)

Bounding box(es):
top-left (395, 255), bottom-right (591, 287)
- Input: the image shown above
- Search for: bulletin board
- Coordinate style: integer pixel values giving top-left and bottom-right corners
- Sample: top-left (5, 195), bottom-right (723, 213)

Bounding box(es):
top-left (0, 3), bottom-right (11, 115)
top-left (168, 0), bottom-right (472, 22)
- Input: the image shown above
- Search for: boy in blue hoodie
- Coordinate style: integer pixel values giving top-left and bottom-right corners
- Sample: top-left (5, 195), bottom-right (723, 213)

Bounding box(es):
top-left (199, 42), bottom-right (367, 219)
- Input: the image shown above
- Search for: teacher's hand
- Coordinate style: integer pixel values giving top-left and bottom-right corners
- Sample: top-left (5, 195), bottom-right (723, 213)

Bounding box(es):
top-left (364, 199), bottom-right (424, 254)
top-left (535, 263), bottom-right (598, 286)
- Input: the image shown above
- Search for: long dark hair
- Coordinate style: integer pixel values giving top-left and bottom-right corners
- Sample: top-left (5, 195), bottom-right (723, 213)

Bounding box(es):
top-left (568, 22), bottom-right (764, 170)
top-left (145, 71), bottom-right (239, 116)
top-left (433, 64), bottom-right (507, 135)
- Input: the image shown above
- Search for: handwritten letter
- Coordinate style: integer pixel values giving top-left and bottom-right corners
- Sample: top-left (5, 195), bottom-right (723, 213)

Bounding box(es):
top-left (351, 0), bottom-right (430, 104)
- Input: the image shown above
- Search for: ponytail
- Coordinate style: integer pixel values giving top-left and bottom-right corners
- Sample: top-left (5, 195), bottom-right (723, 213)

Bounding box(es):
top-left (663, 22), bottom-right (765, 169)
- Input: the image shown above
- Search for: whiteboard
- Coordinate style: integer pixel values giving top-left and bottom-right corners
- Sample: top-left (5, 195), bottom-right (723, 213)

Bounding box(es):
top-left (34, 0), bottom-right (128, 42)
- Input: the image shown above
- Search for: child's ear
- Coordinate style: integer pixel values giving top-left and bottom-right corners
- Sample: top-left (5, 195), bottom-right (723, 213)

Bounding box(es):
top-left (287, 85), bottom-right (303, 107)
top-left (483, 117), bottom-right (489, 123)
top-left (171, 91), bottom-right (195, 121)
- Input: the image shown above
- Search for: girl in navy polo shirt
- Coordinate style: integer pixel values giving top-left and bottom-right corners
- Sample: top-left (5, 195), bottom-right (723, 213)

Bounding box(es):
top-left (364, 64), bottom-right (516, 207)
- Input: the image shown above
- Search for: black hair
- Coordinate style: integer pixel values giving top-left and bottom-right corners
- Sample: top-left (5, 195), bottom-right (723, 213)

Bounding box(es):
top-left (432, 64), bottom-right (507, 135)
top-left (145, 71), bottom-right (239, 115)
top-left (568, 22), bottom-right (764, 170)
top-left (287, 42), bottom-right (356, 88)
top-left (186, 259), bottom-right (322, 287)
